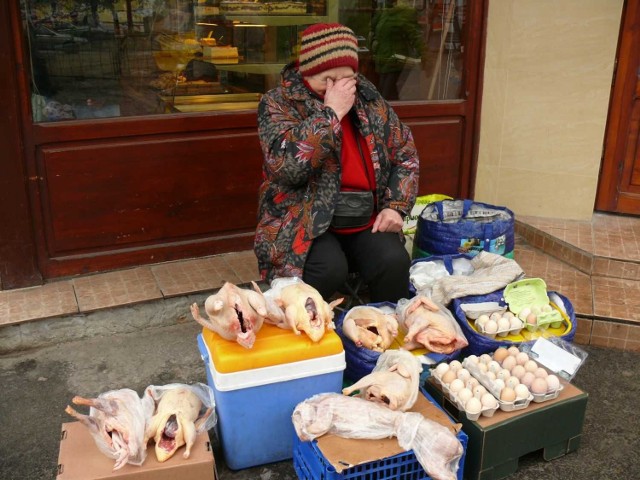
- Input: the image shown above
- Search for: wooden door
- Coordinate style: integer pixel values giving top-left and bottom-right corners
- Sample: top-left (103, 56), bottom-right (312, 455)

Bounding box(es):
top-left (596, 0), bottom-right (640, 214)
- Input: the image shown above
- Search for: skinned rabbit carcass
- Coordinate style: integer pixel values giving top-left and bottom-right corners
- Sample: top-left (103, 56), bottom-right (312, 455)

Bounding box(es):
top-left (65, 388), bottom-right (152, 470)
top-left (258, 277), bottom-right (343, 342)
top-left (342, 306), bottom-right (399, 352)
top-left (292, 393), bottom-right (463, 480)
top-left (342, 350), bottom-right (422, 411)
top-left (190, 281), bottom-right (268, 348)
top-left (397, 296), bottom-right (468, 354)
top-left (144, 386), bottom-right (213, 462)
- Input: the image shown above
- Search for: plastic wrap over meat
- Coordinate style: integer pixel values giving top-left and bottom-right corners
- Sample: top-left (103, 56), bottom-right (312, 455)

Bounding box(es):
top-left (292, 393), bottom-right (463, 480)
top-left (65, 388), bottom-right (154, 470)
top-left (397, 296), bottom-right (468, 354)
top-left (342, 350), bottom-right (422, 411)
top-left (143, 383), bottom-right (216, 462)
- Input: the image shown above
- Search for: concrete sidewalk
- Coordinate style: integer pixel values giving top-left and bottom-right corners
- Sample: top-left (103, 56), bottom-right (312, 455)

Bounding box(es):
top-left (1, 320), bottom-right (639, 480)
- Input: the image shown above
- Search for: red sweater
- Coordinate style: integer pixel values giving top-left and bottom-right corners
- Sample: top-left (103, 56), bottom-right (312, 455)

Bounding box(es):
top-left (332, 114), bottom-right (377, 234)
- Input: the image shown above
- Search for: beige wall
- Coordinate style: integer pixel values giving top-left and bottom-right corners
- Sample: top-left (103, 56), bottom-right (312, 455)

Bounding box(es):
top-left (474, 0), bottom-right (623, 220)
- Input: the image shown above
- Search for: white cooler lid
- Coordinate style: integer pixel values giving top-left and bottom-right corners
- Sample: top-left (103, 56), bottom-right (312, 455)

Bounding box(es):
top-left (207, 351), bottom-right (345, 391)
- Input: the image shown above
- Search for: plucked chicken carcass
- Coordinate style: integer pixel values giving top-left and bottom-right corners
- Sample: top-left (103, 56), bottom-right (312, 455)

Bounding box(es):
top-left (397, 296), bottom-right (468, 354)
top-left (341, 306), bottom-right (399, 352)
top-left (190, 281), bottom-right (268, 348)
top-left (65, 388), bottom-right (152, 470)
top-left (292, 393), bottom-right (463, 480)
top-left (259, 277), bottom-right (343, 342)
top-left (144, 386), bottom-right (213, 462)
top-left (342, 349), bottom-right (422, 411)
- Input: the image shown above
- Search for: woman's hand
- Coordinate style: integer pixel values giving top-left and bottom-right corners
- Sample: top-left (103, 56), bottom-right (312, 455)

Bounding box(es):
top-left (324, 77), bottom-right (356, 121)
top-left (372, 208), bottom-right (404, 233)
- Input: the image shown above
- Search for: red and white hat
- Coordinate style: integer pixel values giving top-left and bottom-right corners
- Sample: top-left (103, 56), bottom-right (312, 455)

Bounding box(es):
top-left (298, 23), bottom-right (359, 77)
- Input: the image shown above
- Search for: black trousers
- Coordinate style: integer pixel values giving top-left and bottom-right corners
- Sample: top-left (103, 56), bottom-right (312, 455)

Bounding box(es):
top-left (302, 228), bottom-right (411, 303)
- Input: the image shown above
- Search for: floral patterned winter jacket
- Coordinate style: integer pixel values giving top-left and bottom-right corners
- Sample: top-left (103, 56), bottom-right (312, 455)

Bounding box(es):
top-left (254, 63), bottom-right (419, 282)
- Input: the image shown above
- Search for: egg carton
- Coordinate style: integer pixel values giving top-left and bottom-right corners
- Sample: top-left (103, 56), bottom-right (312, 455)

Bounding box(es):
top-left (460, 302), bottom-right (506, 320)
top-left (531, 384), bottom-right (564, 403)
top-left (462, 358), bottom-right (533, 412)
top-left (431, 371), bottom-right (499, 420)
top-left (475, 318), bottom-right (525, 338)
top-left (526, 357), bottom-right (564, 402)
top-left (512, 355), bottom-right (564, 402)
top-left (523, 311), bottom-right (564, 332)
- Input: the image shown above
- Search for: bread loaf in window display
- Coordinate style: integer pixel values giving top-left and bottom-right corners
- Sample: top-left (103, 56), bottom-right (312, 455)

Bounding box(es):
top-left (220, 0), bottom-right (308, 15)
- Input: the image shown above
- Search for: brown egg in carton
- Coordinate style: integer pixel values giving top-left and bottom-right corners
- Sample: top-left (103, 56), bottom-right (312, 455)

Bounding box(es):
top-left (462, 355), bottom-right (533, 412)
top-left (489, 346), bottom-right (564, 403)
top-left (432, 361), bottom-right (499, 421)
top-left (473, 311), bottom-right (525, 339)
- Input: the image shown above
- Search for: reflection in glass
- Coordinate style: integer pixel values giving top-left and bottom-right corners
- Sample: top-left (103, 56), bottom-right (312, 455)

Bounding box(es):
top-left (20, 0), bottom-right (466, 122)
top-left (343, 0), bottom-right (466, 102)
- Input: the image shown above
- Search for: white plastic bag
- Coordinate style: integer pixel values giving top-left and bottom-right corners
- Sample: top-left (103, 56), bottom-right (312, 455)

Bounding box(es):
top-left (65, 388), bottom-right (154, 469)
top-left (409, 260), bottom-right (450, 296)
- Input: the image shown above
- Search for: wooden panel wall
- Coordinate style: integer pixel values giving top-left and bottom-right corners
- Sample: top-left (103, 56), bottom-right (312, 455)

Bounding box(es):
top-left (407, 118), bottom-right (464, 197)
top-left (35, 130), bottom-right (262, 277)
top-left (31, 117), bottom-right (462, 278)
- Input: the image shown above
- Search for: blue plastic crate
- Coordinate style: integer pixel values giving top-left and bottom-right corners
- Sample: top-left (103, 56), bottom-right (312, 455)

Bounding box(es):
top-left (292, 388), bottom-right (467, 480)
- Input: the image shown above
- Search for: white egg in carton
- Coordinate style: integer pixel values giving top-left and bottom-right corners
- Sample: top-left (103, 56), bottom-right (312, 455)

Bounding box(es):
top-left (462, 357), bottom-right (533, 412)
top-left (431, 362), bottom-right (499, 421)
top-left (491, 346), bottom-right (564, 404)
top-left (474, 311), bottom-right (525, 339)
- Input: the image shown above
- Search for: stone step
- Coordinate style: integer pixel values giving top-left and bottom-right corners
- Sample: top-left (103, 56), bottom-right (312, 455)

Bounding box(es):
top-left (515, 214), bottom-right (640, 280)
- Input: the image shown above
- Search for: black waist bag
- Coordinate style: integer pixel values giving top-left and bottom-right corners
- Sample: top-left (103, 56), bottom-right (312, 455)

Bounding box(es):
top-left (331, 191), bottom-right (375, 229)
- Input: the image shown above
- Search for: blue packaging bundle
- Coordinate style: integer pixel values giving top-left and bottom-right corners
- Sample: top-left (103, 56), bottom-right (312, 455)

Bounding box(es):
top-left (335, 302), bottom-right (461, 382)
top-left (450, 289), bottom-right (577, 356)
top-left (413, 199), bottom-right (515, 260)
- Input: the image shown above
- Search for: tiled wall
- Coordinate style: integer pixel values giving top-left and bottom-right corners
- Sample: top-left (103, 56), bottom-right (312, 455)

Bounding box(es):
top-left (474, 0), bottom-right (624, 220)
top-left (574, 318), bottom-right (640, 353)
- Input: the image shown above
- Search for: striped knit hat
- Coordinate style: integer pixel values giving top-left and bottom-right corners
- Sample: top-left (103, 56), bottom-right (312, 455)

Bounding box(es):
top-left (298, 23), bottom-right (359, 77)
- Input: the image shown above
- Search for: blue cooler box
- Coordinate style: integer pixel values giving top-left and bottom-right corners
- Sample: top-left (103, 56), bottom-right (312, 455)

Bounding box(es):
top-left (197, 324), bottom-right (345, 470)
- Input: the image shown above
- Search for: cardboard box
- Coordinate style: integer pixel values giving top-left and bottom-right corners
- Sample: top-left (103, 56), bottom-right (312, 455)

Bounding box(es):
top-left (198, 324), bottom-right (345, 470)
top-left (57, 421), bottom-right (217, 480)
top-left (425, 377), bottom-right (588, 480)
top-left (293, 388), bottom-right (468, 479)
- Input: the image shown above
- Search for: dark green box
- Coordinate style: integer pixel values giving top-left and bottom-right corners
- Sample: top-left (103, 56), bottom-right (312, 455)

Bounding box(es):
top-left (425, 378), bottom-right (588, 480)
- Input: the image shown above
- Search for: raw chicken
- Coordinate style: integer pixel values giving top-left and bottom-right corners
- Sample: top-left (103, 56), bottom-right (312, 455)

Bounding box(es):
top-left (292, 393), bottom-right (463, 480)
top-left (259, 277), bottom-right (343, 342)
top-left (397, 296), bottom-right (468, 354)
top-left (65, 388), bottom-right (152, 470)
top-left (342, 350), bottom-right (422, 411)
top-left (190, 281), bottom-right (268, 348)
top-left (341, 306), bottom-right (399, 352)
top-left (144, 386), bottom-right (213, 462)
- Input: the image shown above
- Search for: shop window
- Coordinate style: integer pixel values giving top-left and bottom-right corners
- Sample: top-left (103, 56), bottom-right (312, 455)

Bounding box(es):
top-left (21, 0), bottom-right (466, 122)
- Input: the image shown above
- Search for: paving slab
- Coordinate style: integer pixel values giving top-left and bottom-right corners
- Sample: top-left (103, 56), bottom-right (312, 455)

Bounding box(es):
top-left (0, 321), bottom-right (638, 480)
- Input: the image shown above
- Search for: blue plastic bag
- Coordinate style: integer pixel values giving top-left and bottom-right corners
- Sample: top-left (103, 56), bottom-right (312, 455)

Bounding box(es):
top-left (414, 199), bottom-right (515, 259)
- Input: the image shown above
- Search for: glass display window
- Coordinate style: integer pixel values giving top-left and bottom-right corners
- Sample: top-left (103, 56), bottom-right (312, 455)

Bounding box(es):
top-left (21, 0), bottom-right (466, 122)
